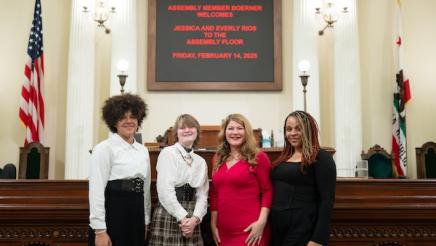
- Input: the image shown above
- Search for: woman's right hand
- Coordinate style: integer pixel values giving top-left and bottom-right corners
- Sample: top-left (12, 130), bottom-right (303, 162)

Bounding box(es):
top-left (179, 217), bottom-right (196, 238)
top-left (211, 225), bottom-right (221, 245)
top-left (307, 241), bottom-right (322, 246)
top-left (95, 231), bottom-right (112, 246)
top-left (210, 211), bottom-right (221, 245)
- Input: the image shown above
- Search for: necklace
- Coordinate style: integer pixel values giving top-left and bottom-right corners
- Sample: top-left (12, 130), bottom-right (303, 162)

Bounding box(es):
top-left (177, 148), bottom-right (193, 166)
top-left (228, 153), bottom-right (242, 161)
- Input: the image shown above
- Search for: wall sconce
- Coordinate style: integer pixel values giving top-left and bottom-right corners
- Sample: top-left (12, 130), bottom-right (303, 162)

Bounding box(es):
top-left (117, 60), bottom-right (129, 94)
top-left (83, 0), bottom-right (115, 34)
top-left (316, 1), bottom-right (348, 35)
top-left (298, 60), bottom-right (311, 112)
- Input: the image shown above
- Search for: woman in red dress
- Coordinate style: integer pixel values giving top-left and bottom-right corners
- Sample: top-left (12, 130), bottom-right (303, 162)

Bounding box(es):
top-left (210, 113), bottom-right (273, 246)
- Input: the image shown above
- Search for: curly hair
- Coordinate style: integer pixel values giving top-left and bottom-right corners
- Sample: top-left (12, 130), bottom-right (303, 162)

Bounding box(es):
top-left (273, 111), bottom-right (320, 171)
top-left (102, 93), bottom-right (148, 133)
top-left (172, 114), bottom-right (201, 147)
top-left (214, 114), bottom-right (259, 170)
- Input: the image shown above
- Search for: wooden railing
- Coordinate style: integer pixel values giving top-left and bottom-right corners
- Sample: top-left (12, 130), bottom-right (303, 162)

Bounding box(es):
top-left (0, 148), bottom-right (434, 246)
top-left (1, 178), bottom-right (435, 246)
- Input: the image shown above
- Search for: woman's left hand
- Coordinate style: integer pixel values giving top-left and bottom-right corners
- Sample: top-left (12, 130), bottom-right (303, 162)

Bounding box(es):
top-left (243, 220), bottom-right (266, 246)
top-left (307, 241), bottom-right (322, 246)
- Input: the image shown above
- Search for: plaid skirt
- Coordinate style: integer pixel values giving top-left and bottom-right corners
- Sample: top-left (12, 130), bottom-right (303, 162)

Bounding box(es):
top-left (149, 200), bottom-right (203, 246)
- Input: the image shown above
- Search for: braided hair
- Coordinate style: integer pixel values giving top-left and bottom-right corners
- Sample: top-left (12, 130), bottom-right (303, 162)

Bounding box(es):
top-left (273, 111), bottom-right (320, 171)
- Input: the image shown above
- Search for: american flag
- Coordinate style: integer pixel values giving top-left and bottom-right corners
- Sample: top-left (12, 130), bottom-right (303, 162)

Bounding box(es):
top-left (19, 0), bottom-right (45, 145)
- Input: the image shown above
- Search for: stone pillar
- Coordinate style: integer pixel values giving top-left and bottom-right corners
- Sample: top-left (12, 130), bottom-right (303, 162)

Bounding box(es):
top-left (292, 0), bottom-right (321, 124)
top-left (110, 0), bottom-right (137, 95)
top-left (64, 0), bottom-right (96, 179)
top-left (333, 0), bottom-right (362, 177)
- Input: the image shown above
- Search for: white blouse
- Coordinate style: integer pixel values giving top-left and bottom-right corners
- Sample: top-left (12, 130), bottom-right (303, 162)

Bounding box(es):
top-left (89, 133), bottom-right (151, 230)
top-left (156, 142), bottom-right (209, 221)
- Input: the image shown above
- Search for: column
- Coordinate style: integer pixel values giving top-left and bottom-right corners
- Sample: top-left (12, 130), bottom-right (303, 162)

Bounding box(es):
top-left (110, 0), bottom-right (137, 95)
top-left (292, 0), bottom-right (321, 124)
top-left (64, 0), bottom-right (96, 179)
top-left (334, 0), bottom-right (362, 177)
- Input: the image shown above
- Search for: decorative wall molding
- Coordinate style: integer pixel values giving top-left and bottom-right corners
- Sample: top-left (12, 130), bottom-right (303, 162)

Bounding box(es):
top-left (0, 226), bottom-right (87, 241)
top-left (330, 225), bottom-right (436, 239)
top-left (374, 242), bottom-right (406, 246)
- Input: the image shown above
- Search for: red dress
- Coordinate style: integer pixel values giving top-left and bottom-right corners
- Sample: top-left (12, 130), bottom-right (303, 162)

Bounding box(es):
top-left (210, 151), bottom-right (273, 246)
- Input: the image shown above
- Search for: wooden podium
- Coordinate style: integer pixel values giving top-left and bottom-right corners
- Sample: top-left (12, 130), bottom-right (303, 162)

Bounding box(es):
top-left (1, 178), bottom-right (435, 246)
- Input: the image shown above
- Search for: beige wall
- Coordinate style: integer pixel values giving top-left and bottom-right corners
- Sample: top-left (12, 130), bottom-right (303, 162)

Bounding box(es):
top-left (0, 0), bottom-right (70, 179)
top-left (358, 0), bottom-right (436, 177)
top-left (1, 0), bottom-right (435, 178)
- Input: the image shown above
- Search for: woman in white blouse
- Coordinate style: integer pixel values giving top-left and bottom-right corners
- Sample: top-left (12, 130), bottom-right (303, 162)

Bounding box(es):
top-left (149, 114), bottom-right (209, 245)
top-left (88, 93), bottom-right (151, 246)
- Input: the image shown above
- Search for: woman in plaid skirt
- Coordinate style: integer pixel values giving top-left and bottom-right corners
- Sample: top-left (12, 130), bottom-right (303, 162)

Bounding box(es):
top-left (149, 114), bottom-right (209, 245)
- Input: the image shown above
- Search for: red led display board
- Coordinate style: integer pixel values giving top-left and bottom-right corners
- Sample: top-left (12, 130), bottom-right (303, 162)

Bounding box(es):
top-left (147, 0), bottom-right (282, 91)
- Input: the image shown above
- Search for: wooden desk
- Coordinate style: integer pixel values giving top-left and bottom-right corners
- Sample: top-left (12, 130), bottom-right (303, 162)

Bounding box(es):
top-left (1, 179), bottom-right (435, 246)
top-left (331, 179), bottom-right (436, 246)
top-left (0, 180), bottom-right (88, 246)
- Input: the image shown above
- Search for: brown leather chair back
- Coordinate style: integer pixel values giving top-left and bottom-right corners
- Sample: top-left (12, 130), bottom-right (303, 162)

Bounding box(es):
top-left (19, 142), bottom-right (49, 179)
top-left (416, 141), bottom-right (436, 179)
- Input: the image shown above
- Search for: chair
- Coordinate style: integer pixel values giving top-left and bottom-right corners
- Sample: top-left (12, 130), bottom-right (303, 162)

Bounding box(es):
top-left (415, 141), bottom-right (436, 179)
top-left (361, 145), bottom-right (394, 178)
top-left (0, 163), bottom-right (17, 179)
top-left (19, 142), bottom-right (50, 179)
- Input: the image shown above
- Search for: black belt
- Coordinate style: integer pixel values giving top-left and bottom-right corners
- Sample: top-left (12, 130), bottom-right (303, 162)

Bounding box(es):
top-left (175, 184), bottom-right (195, 202)
top-left (106, 178), bottom-right (144, 193)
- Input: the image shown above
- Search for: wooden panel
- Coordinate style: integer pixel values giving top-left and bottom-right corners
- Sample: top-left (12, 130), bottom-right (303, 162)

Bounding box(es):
top-left (161, 125), bottom-right (262, 150)
top-left (330, 179), bottom-right (436, 246)
top-left (1, 178), bottom-right (435, 245)
top-left (0, 180), bottom-right (88, 246)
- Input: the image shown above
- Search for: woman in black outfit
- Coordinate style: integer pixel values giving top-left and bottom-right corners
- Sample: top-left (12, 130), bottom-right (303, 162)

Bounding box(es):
top-left (270, 111), bottom-right (336, 246)
top-left (88, 94), bottom-right (151, 246)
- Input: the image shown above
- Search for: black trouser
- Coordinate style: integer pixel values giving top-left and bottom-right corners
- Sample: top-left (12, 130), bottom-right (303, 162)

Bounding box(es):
top-left (89, 181), bottom-right (145, 246)
top-left (270, 205), bottom-right (317, 246)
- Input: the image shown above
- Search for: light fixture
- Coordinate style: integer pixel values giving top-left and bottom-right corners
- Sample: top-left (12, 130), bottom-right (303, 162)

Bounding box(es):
top-left (316, 1), bottom-right (348, 35)
top-left (298, 60), bottom-right (311, 112)
top-left (83, 0), bottom-right (115, 34)
top-left (117, 59), bottom-right (129, 94)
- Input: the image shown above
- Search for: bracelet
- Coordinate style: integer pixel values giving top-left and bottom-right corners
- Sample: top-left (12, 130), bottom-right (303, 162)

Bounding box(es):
top-left (95, 229), bottom-right (106, 235)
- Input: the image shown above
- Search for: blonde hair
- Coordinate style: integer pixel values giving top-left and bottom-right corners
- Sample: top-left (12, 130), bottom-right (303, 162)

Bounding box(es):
top-left (214, 114), bottom-right (259, 170)
top-left (173, 114), bottom-right (201, 148)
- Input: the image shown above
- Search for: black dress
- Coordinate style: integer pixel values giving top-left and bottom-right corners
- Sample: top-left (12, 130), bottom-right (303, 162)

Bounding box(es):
top-left (269, 149), bottom-right (336, 246)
